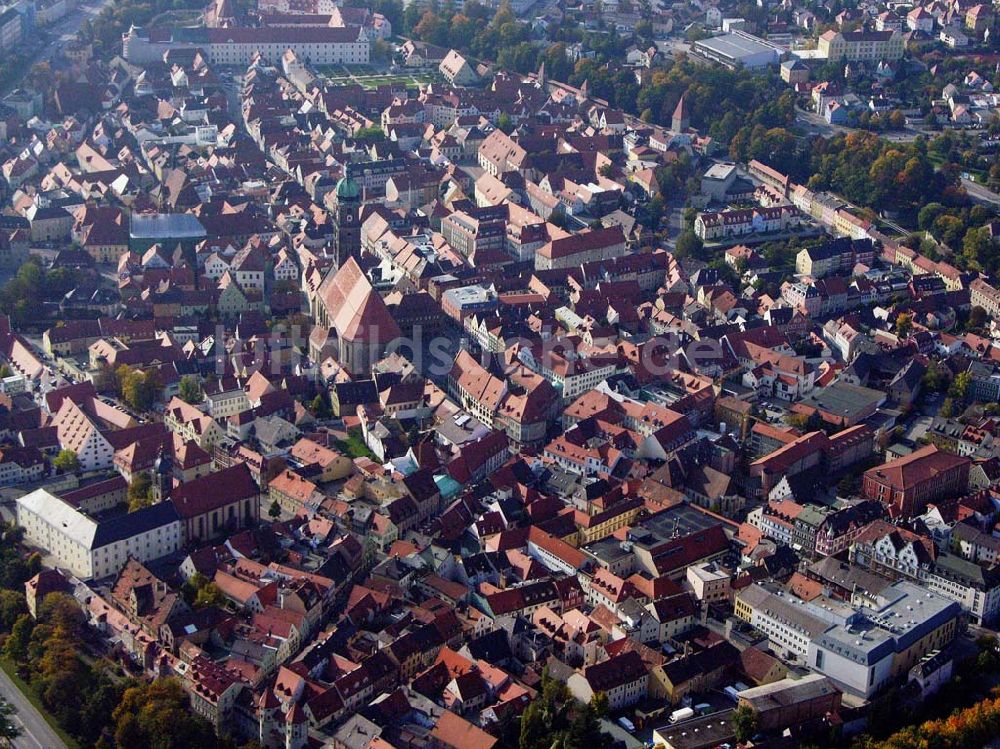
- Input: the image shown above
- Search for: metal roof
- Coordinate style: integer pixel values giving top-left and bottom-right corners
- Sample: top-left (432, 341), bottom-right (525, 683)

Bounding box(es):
top-left (130, 213), bottom-right (207, 240)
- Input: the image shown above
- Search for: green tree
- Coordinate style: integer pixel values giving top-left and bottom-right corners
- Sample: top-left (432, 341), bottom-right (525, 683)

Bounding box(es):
top-left (922, 363), bottom-right (947, 393)
top-left (949, 370), bottom-right (972, 401)
top-left (732, 704), bottom-right (758, 743)
top-left (178, 376), bottom-right (203, 405)
top-left (52, 450), bottom-right (79, 473)
top-left (117, 366), bottom-right (160, 412)
top-left (268, 500), bottom-right (281, 519)
top-left (128, 473), bottom-right (154, 512)
top-left (962, 226), bottom-right (992, 269)
top-left (589, 692), bottom-right (609, 719)
top-left (647, 195), bottom-right (665, 232)
top-left (0, 699), bottom-right (20, 748)
top-left (0, 590), bottom-right (26, 632)
top-left (353, 125), bottom-right (386, 141)
top-left (497, 112), bottom-right (514, 134)
top-left (2, 615), bottom-right (32, 662)
top-left (310, 392), bottom-right (332, 418)
top-left (674, 230), bottom-right (704, 260)
top-left (194, 582), bottom-right (224, 609)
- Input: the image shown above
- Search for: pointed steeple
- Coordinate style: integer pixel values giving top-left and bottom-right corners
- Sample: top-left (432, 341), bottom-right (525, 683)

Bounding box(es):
top-left (580, 79), bottom-right (589, 99)
top-left (672, 92), bottom-right (690, 133)
top-left (537, 61), bottom-right (546, 87)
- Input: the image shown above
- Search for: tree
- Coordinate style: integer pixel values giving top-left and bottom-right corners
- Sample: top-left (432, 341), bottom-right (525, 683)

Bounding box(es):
top-left (732, 704), bottom-right (758, 743)
top-left (112, 679), bottom-right (218, 749)
top-left (2, 615), bottom-right (32, 662)
top-left (194, 582), bottom-right (224, 609)
top-left (0, 591), bottom-right (26, 632)
top-left (784, 412), bottom-right (811, 429)
top-left (268, 500), bottom-right (281, 519)
top-left (674, 230), bottom-right (704, 260)
top-left (922, 363), bottom-right (947, 393)
top-left (37, 592), bottom-right (84, 636)
top-left (962, 226), bottom-right (992, 269)
top-left (178, 376), bottom-right (203, 405)
top-left (0, 699), bottom-right (20, 748)
top-left (647, 195), bottom-right (665, 232)
top-left (353, 125), bottom-right (386, 141)
top-left (497, 112), bottom-right (514, 134)
top-left (588, 692), bottom-right (609, 720)
top-left (895, 312), bottom-right (913, 339)
top-left (949, 370), bottom-right (972, 401)
top-left (310, 393), bottom-right (331, 418)
top-left (128, 473), bottom-right (154, 512)
top-left (52, 450), bottom-right (79, 474)
top-left (117, 365), bottom-right (159, 412)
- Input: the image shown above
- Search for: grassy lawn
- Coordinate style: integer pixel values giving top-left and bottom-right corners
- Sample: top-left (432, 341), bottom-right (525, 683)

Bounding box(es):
top-left (336, 433), bottom-right (377, 460)
top-left (320, 66), bottom-right (442, 90)
top-left (0, 657), bottom-right (80, 749)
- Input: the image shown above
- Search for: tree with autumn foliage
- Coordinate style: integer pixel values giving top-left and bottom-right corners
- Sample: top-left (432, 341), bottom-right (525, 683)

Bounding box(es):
top-left (860, 688), bottom-right (1000, 749)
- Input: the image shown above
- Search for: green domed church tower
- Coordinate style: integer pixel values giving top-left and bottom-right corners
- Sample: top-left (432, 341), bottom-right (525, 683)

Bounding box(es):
top-left (333, 173), bottom-right (361, 268)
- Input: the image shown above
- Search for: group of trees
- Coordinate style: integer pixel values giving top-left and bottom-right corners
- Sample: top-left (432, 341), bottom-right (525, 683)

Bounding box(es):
top-left (113, 680), bottom-right (225, 749)
top-left (112, 365), bottom-right (161, 413)
top-left (127, 473), bottom-right (155, 511)
top-left (2, 587), bottom-right (248, 748)
top-left (181, 572), bottom-right (224, 610)
top-left (53, 449), bottom-right (80, 474)
top-left (178, 376), bottom-right (204, 405)
top-left (7, 593), bottom-right (125, 745)
top-left (0, 260), bottom-right (79, 329)
top-left (518, 670), bottom-right (609, 749)
top-left (853, 689), bottom-right (1000, 749)
top-left (805, 132), bottom-right (957, 217)
top-left (916, 199), bottom-right (998, 271)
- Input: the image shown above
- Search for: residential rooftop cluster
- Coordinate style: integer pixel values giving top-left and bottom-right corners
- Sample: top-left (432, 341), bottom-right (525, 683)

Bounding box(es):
top-left (2, 0), bottom-right (1000, 746)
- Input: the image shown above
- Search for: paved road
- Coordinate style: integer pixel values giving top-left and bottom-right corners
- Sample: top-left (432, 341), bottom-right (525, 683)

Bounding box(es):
top-left (794, 106), bottom-right (920, 142)
top-left (0, 666), bottom-right (68, 749)
top-left (962, 176), bottom-right (1000, 206)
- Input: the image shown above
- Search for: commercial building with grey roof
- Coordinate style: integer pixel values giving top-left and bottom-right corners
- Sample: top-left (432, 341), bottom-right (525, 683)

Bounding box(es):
top-left (129, 213), bottom-right (207, 253)
top-left (692, 31), bottom-right (783, 69)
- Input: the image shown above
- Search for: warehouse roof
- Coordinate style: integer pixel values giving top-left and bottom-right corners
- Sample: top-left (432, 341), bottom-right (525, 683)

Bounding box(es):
top-left (130, 213), bottom-right (207, 240)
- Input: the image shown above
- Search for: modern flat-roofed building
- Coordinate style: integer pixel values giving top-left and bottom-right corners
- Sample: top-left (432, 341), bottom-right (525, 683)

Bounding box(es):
top-left (692, 31), bottom-right (783, 69)
top-left (129, 213), bottom-right (207, 254)
top-left (652, 710), bottom-right (736, 749)
top-left (736, 580), bottom-right (961, 699)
